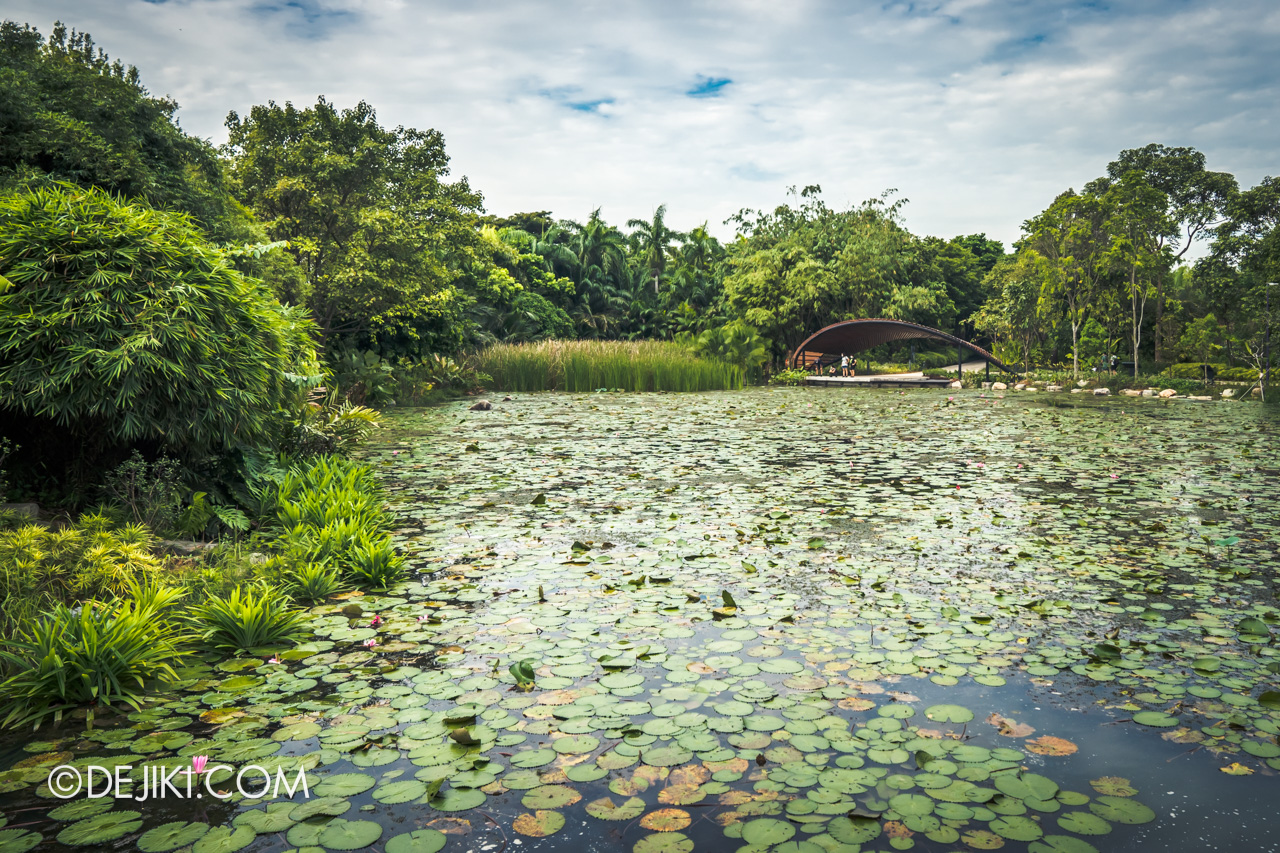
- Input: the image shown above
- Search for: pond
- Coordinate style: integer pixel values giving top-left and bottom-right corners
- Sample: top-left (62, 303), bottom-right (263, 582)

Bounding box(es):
top-left (2, 387), bottom-right (1278, 853)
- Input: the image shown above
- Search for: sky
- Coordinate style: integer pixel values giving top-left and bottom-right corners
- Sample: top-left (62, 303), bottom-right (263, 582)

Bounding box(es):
top-left (8, 0), bottom-right (1279, 251)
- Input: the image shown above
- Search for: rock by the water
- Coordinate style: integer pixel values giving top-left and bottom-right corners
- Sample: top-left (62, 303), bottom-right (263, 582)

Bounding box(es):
top-left (1014, 383), bottom-right (1027, 390)
top-left (470, 400), bottom-right (493, 411)
top-left (991, 382), bottom-right (1008, 391)
top-left (948, 381), bottom-right (962, 389)
top-left (502, 395), bottom-right (513, 402)
top-left (1189, 395), bottom-right (1213, 401)
top-left (1221, 388), bottom-right (1235, 398)
top-left (1046, 385), bottom-right (1063, 392)
top-left (1070, 388), bottom-right (1085, 393)
top-left (1077, 379), bottom-right (1089, 387)
top-left (158, 540), bottom-right (216, 557)
top-left (1141, 389), bottom-right (1156, 397)
top-left (1159, 389), bottom-right (1177, 398)
top-left (1121, 389), bottom-right (1142, 397)
top-left (1093, 387), bottom-right (1111, 396)
top-left (0, 502), bottom-right (39, 520)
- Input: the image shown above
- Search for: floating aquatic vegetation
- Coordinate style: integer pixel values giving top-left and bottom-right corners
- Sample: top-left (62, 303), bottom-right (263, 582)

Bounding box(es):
top-left (2, 388), bottom-right (1278, 851)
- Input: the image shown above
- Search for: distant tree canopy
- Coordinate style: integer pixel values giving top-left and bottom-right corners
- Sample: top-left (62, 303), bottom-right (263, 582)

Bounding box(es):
top-left (2, 18), bottom-right (1276, 381)
top-left (721, 188), bottom-right (996, 359)
top-left (0, 21), bottom-right (252, 242)
top-left (224, 97), bottom-right (487, 352)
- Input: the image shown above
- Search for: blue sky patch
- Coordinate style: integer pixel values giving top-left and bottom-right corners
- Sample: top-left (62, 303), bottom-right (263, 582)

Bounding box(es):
top-left (687, 75), bottom-right (732, 98)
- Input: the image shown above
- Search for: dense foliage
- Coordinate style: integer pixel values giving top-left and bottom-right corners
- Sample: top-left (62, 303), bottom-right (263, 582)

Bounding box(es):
top-left (0, 22), bottom-right (251, 241)
top-left (0, 184), bottom-right (317, 484)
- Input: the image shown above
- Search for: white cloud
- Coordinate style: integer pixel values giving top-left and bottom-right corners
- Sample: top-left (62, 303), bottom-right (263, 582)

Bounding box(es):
top-left (7, 0), bottom-right (1278, 252)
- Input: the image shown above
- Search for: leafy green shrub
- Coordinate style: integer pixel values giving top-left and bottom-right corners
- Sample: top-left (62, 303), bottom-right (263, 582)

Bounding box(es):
top-left (102, 452), bottom-right (184, 532)
top-left (1164, 362), bottom-right (1227, 380)
top-left (174, 491), bottom-right (250, 540)
top-left (770, 368), bottom-right (810, 386)
top-left (191, 583), bottom-right (309, 652)
top-left (331, 348), bottom-right (397, 405)
top-left (347, 540), bottom-right (407, 591)
top-left (0, 514), bottom-right (162, 638)
top-left (280, 387), bottom-right (381, 457)
top-left (0, 183), bottom-right (318, 477)
top-left (278, 561), bottom-right (348, 603)
top-left (0, 584), bottom-right (187, 728)
top-left (1218, 366), bottom-right (1261, 382)
top-left (259, 456), bottom-right (404, 590)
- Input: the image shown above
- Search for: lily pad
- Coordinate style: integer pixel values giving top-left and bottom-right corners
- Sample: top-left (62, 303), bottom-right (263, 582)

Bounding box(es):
top-left (136, 822), bottom-right (210, 853)
top-left (513, 810), bottom-right (565, 837)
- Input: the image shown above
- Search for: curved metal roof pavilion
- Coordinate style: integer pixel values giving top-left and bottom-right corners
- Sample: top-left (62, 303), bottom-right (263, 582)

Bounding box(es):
top-left (790, 319), bottom-right (1015, 372)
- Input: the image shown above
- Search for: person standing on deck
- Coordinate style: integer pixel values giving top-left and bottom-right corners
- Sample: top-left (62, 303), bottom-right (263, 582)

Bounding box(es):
top-left (840, 354), bottom-right (850, 377)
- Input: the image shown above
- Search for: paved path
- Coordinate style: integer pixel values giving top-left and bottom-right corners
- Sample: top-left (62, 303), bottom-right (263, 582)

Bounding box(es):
top-left (807, 360), bottom-right (990, 384)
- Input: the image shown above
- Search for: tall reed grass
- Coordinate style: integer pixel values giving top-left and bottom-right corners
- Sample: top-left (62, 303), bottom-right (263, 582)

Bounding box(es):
top-left (476, 340), bottom-right (743, 392)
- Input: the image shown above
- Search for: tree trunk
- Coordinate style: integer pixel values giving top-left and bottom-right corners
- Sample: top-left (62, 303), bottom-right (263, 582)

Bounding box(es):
top-left (1153, 273), bottom-right (1164, 364)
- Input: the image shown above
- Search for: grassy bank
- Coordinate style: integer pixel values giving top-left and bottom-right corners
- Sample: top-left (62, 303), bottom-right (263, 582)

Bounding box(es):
top-left (476, 340), bottom-right (743, 392)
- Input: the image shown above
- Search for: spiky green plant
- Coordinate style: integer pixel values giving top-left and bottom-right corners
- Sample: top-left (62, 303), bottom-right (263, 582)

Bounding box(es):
top-left (0, 584), bottom-right (187, 729)
top-left (279, 561), bottom-right (348, 603)
top-left (190, 583), bottom-right (310, 653)
top-left (347, 540), bottom-right (407, 591)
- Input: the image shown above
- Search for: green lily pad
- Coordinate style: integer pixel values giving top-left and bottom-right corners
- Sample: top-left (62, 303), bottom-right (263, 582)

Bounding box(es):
top-left (136, 821), bottom-right (210, 853)
top-left (313, 772), bottom-right (376, 797)
top-left (430, 787), bottom-right (487, 811)
top-left (385, 829), bottom-right (448, 853)
top-left (924, 704), bottom-right (974, 723)
top-left (0, 829), bottom-right (42, 853)
top-left (57, 811), bottom-right (143, 846)
top-left (191, 825), bottom-right (255, 853)
top-left (587, 796), bottom-right (646, 820)
top-left (1089, 796), bottom-right (1155, 825)
top-left (318, 819), bottom-right (383, 850)
top-left (741, 818), bottom-right (796, 846)
top-left (1131, 711), bottom-right (1179, 728)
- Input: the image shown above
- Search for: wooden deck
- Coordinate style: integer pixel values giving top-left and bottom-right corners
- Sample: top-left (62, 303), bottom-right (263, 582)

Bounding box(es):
top-left (805, 375), bottom-right (954, 388)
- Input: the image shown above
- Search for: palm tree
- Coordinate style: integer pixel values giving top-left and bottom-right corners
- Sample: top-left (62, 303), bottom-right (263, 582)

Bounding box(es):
top-left (628, 204), bottom-right (684, 294)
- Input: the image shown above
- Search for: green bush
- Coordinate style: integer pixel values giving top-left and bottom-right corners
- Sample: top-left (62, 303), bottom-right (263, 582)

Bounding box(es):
top-left (347, 540), bottom-right (407, 591)
top-left (278, 561), bottom-right (348, 604)
top-left (101, 452), bottom-right (184, 532)
top-left (1164, 362), bottom-right (1227, 380)
top-left (191, 583), bottom-right (310, 653)
top-left (0, 583), bottom-right (187, 729)
top-left (0, 183), bottom-right (318, 477)
top-left (259, 456), bottom-right (405, 591)
top-left (770, 368), bottom-right (810, 386)
top-left (282, 388), bottom-right (381, 457)
top-left (1218, 366), bottom-right (1261, 382)
top-left (0, 514), bottom-right (163, 638)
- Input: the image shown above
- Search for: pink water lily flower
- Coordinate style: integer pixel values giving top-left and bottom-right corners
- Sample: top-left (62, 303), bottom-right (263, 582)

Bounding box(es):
top-left (418, 614), bottom-right (430, 622)
top-left (191, 755), bottom-right (209, 775)
top-left (363, 638), bottom-right (377, 648)
top-left (267, 656), bottom-right (281, 664)
top-left (370, 615), bottom-right (383, 627)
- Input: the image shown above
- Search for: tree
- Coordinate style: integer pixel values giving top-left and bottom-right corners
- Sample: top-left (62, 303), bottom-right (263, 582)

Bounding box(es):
top-left (627, 204), bottom-right (683, 294)
top-left (1107, 144), bottom-right (1237, 361)
top-left (224, 98), bottom-right (484, 349)
top-left (0, 184), bottom-right (316, 482)
top-left (971, 252), bottom-right (1044, 374)
top-left (1100, 171), bottom-right (1176, 376)
top-left (1024, 190), bottom-right (1111, 376)
top-left (0, 21), bottom-right (252, 242)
